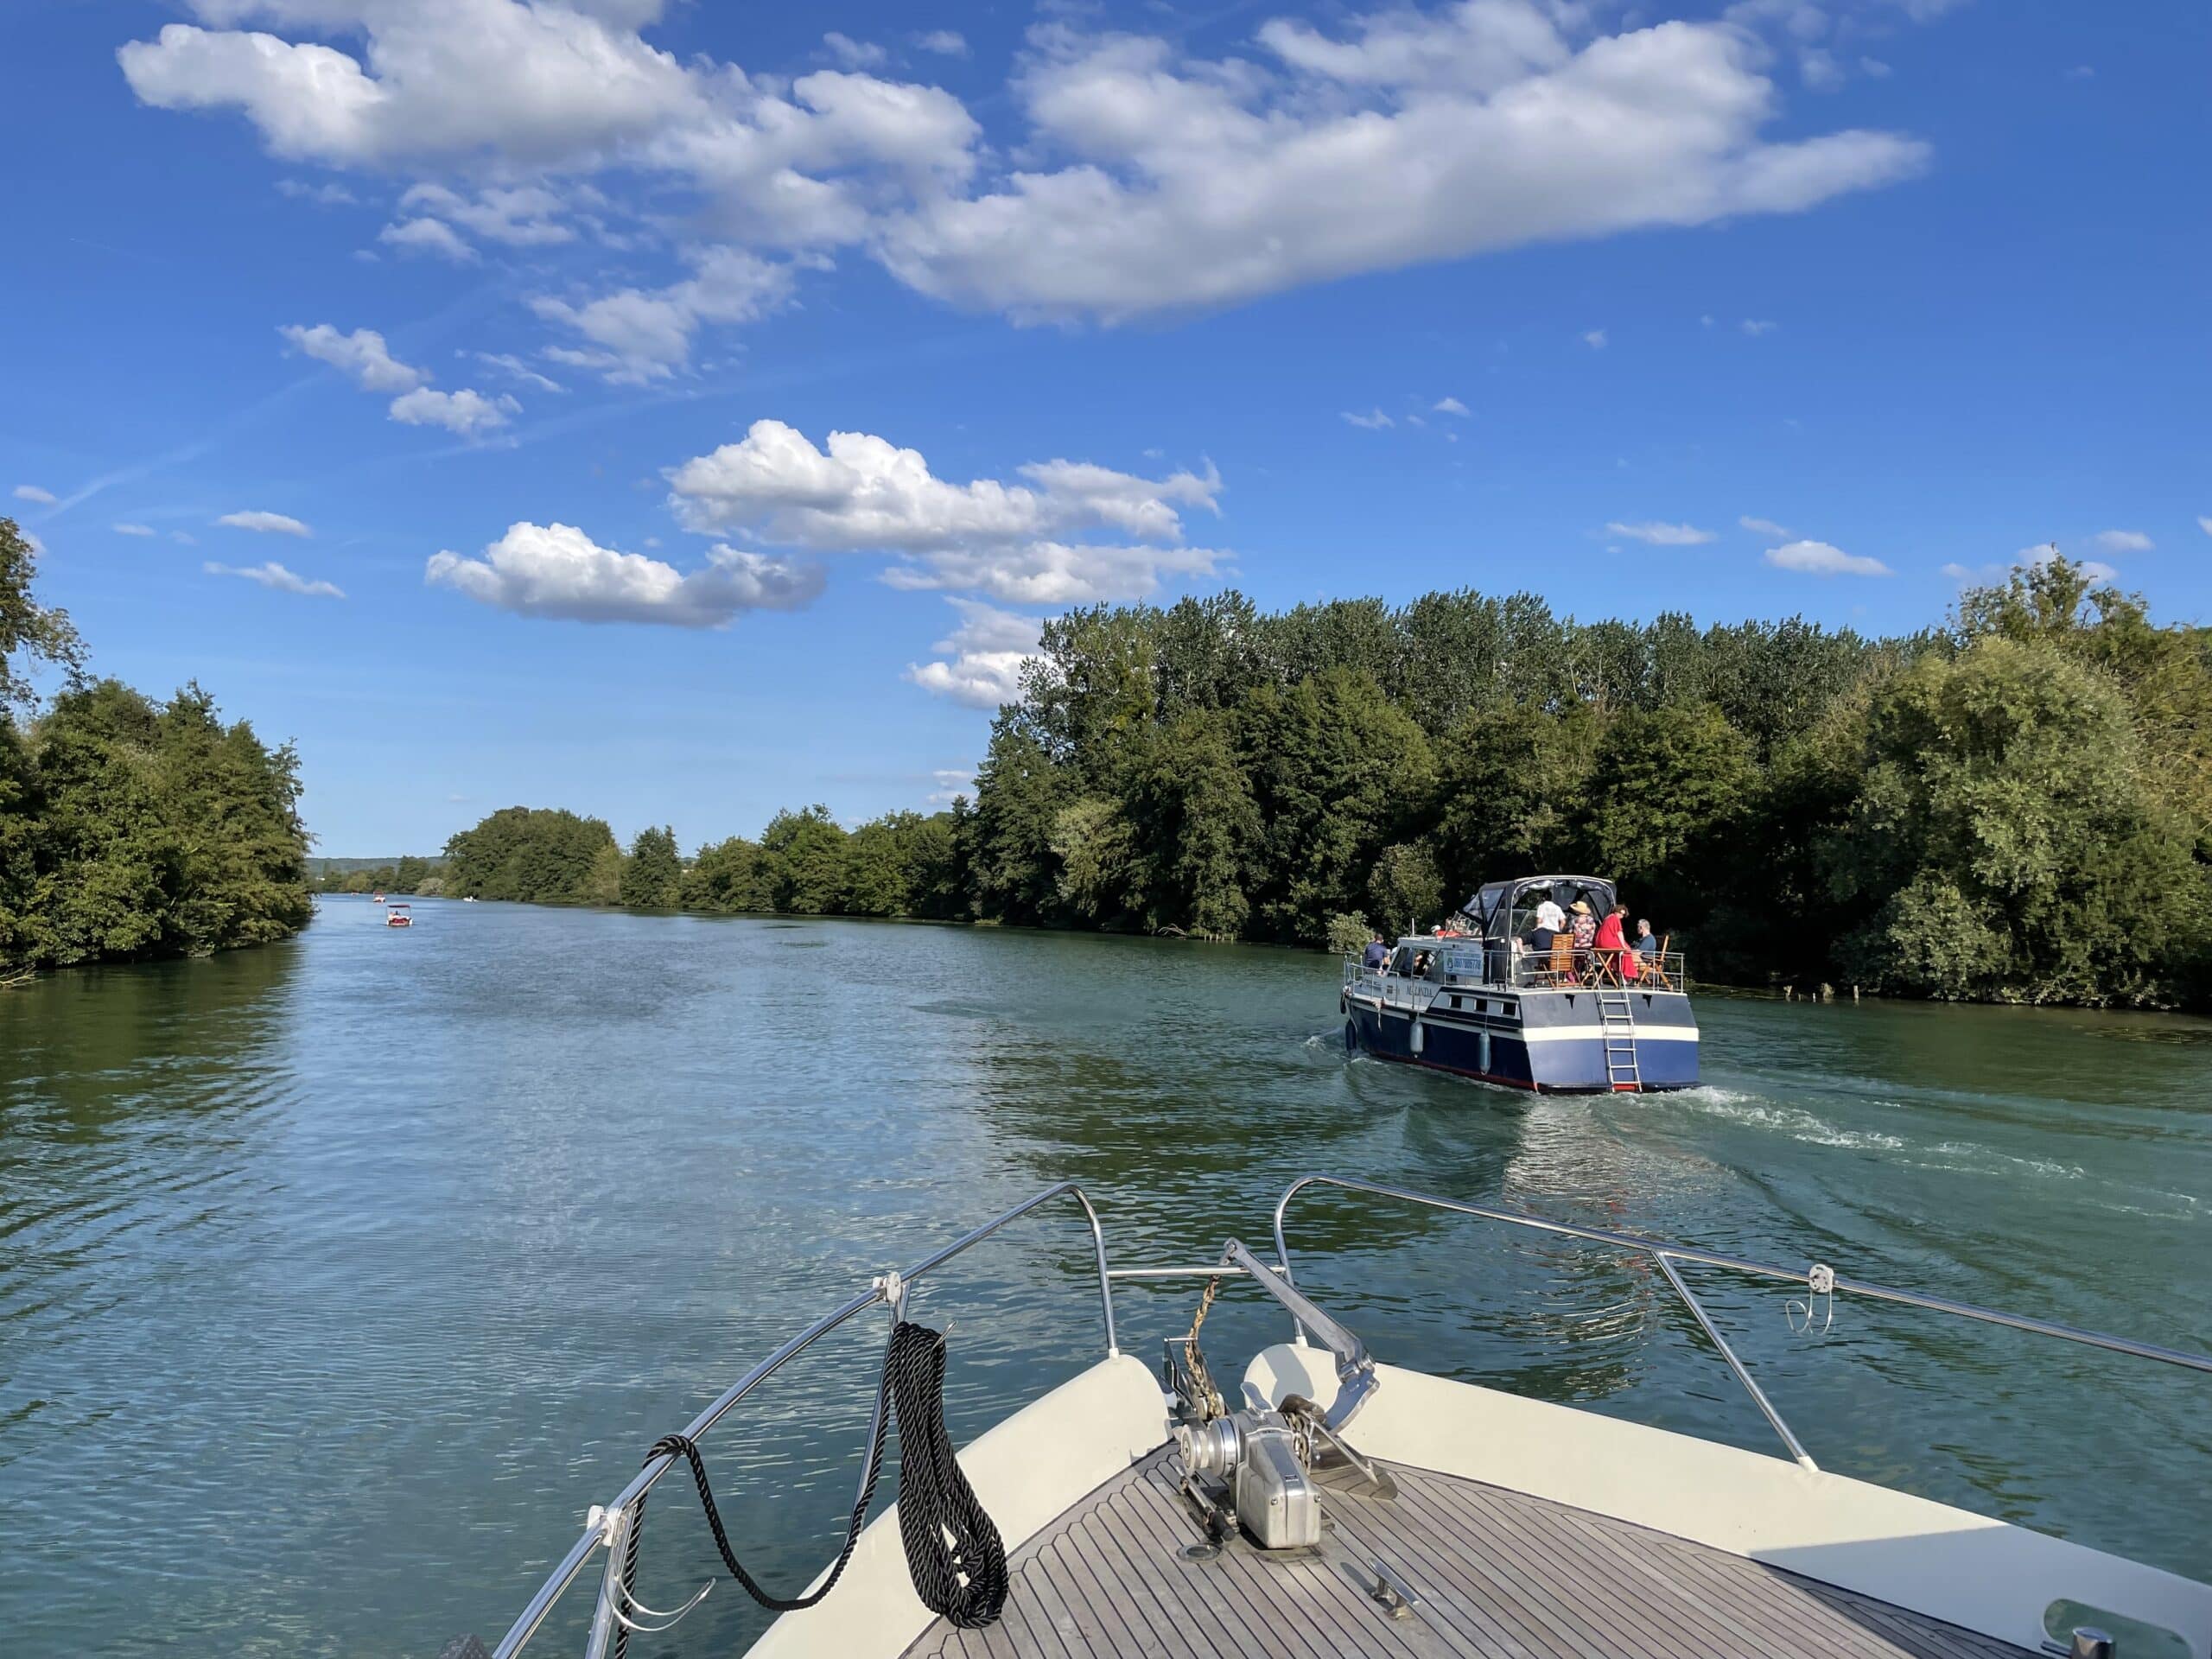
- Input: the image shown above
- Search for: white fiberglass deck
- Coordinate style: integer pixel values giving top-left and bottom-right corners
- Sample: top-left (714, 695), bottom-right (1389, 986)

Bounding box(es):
top-left (901, 1448), bottom-right (2031, 1659)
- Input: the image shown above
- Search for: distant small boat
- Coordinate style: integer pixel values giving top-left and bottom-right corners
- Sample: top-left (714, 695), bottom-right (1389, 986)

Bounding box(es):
top-left (372, 890), bottom-right (385, 903)
top-left (384, 902), bottom-right (413, 929)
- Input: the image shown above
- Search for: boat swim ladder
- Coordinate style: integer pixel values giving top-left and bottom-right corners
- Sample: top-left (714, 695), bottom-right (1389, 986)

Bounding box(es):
top-left (1598, 987), bottom-right (1641, 1091)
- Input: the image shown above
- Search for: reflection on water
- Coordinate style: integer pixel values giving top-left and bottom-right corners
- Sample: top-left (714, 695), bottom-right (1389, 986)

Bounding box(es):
top-left (2, 902), bottom-right (2206, 1656)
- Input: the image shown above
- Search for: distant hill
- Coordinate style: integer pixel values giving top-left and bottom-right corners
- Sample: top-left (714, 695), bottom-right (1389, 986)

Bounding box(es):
top-left (308, 855), bottom-right (447, 875)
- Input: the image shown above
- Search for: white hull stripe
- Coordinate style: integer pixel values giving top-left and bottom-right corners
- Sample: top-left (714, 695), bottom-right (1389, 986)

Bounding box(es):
top-left (1353, 1001), bottom-right (1699, 1043)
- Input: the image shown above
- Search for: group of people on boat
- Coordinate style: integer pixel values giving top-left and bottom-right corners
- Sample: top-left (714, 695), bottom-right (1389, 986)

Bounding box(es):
top-left (1362, 897), bottom-right (1664, 988)
top-left (1518, 897), bottom-right (1659, 984)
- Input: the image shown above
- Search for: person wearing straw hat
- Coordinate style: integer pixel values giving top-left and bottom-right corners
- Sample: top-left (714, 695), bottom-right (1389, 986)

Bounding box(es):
top-left (1568, 899), bottom-right (1599, 980)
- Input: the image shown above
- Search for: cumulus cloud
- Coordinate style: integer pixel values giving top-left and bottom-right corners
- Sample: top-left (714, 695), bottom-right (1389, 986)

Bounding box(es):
top-left (277, 177), bottom-right (355, 205)
top-left (14, 485), bottom-right (56, 505)
top-left (905, 599), bottom-right (1045, 707)
top-left (1765, 538), bottom-right (1888, 576)
top-left (927, 766), bottom-right (975, 804)
top-left (113, 522), bottom-right (156, 537)
top-left (2199, 516), bottom-right (2212, 537)
top-left (121, 0), bottom-right (1929, 351)
top-left (282, 320), bottom-right (518, 432)
top-left (218, 509), bottom-right (312, 536)
top-left (206, 559), bottom-right (344, 597)
top-left (1341, 409), bottom-right (1395, 430)
top-left (1739, 515), bottom-right (1790, 537)
top-left (875, 11), bottom-right (1927, 322)
top-left (388, 386), bottom-right (518, 435)
top-left (665, 419), bottom-right (1224, 603)
top-left (2094, 528), bottom-right (2153, 553)
top-left (400, 181), bottom-right (572, 248)
top-left (1433, 397), bottom-right (1470, 416)
top-left (531, 247), bottom-right (794, 382)
top-left (426, 520), bottom-right (823, 626)
top-left (1740, 318), bottom-right (1779, 335)
top-left (823, 32), bottom-right (886, 70)
top-left (1582, 329), bottom-right (1609, 350)
top-left (280, 323), bottom-right (426, 392)
top-left (1607, 520), bottom-right (1714, 545)
top-left (379, 215), bottom-right (478, 262)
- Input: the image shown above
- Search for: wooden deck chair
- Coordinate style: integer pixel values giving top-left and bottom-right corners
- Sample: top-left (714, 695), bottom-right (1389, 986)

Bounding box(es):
top-left (1547, 932), bottom-right (1576, 986)
top-left (1639, 934), bottom-right (1675, 990)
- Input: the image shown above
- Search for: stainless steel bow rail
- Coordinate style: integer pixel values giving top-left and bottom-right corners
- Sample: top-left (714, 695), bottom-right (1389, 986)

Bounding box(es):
top-left (489, 1181), bottom-right (1117, 1659)
top-left (1270, 1174), bottom-right (2212, 1474)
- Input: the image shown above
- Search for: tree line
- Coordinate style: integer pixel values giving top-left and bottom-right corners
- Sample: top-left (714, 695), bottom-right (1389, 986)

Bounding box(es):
top-left (435, 556), bottom-right (2212, 1008)
top-left (1, 520), bottom-right (313, 971)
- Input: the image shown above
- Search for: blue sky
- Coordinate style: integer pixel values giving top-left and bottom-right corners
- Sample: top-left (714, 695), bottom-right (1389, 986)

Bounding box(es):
top-left (3, 0), bottom-right (2205, 855)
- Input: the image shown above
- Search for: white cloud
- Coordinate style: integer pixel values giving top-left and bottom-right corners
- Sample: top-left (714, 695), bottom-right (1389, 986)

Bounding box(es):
top-left (401, 182), bottom-right (572, 247)
top-left (1859, 57), bottom-right (1891, 78)
top-left (121, 0), bottom-right (1925, 352)
top-left (1341, 408), bottom-right (1395, 429)
top-left (1741, 318), bottom-right (1779, 335)
top-left (1607, 519), bottom-right (1714, 545)
top-left (1739, 515), bottom-right (1790, 537)
top-left (824, 32), bottom-right (886, 70)
top-left (277, 177), bottom-right (355, 205)
top-left (2094, 528), bottom-right (2152, 553)
top-left (1582, 328), bottom-right (1608, 350)
top-left (927, 766), bottom-right (975, 804)
top-left (905, 599), bottom-right (1044, 707)
top-left (665, 419), bottom-right (1224, 604)
top-left (173, 531), bottom-right (198, 545)
top-left (14, 485), bottom-right (57, 505)
top-left (531, 247), bottom-right (794, 382)
top-left (426, 520), bottom-right (823, 626)
top-left (206, 559), bottom-right (345, 598)
top-left (118, 3), bottom-right (702, 169)
top-left (877, 13), bottom-right (1927, 323)
top-left (21, 531), bottom-right (45, 555)
top-left (388, 387), bottom-right (518, 435)
top-left (113, 522), bottom-right (156, 537)
top-left (281, 322), bottom-right (426, 391)
top-left (2198, 516), bottom-right (2212, 537)
top-left (379, 215), bottom-right (479, 262)
top-left (471, 353), bottom-right (565, 393)
top-left (218, 509), bottom-right (313, 536)
top-left (1765, 538), bottom-right (1889, 576)
top-left (1433, 397), bottom-right (1470, 416)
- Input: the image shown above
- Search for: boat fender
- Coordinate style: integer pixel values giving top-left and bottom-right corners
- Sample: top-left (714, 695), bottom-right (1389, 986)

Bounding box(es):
top-left (1409, 1017), bottom-right (1424, 1056)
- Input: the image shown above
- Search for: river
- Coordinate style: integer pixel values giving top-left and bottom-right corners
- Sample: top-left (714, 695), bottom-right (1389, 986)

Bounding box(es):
top-left (3, 898), bottom-right (2207, 1656)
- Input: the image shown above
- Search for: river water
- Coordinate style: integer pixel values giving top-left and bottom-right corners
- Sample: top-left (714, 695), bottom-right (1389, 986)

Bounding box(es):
top-left (3, 899), bottom-right (2207, 1656)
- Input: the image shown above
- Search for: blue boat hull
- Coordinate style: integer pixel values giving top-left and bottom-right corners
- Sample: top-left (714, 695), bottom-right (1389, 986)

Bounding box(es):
top-left (1343, 985), bottom-right (1699, 1092)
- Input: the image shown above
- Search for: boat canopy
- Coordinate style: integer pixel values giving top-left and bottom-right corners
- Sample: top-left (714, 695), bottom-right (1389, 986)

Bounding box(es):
top-left (1462, 875), bottom-right (1617, 938)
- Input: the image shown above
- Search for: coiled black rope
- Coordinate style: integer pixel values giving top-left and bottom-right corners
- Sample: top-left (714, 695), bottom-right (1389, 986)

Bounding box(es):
top-left (625, 1320), bottom-right (1007, 1633)
top-left (887, 1323), bottom-right (1008, 1630)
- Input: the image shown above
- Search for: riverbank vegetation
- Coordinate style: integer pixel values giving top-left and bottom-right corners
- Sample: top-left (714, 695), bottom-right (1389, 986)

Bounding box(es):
top-left (438, 556), bottom-right (2212, 1008)
top-left (1, 520), bottom-right (311, 970)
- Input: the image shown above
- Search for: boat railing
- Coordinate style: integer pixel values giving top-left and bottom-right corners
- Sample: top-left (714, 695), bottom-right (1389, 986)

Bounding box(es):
top-left (1343, 947), bottom-right (1692, 996)
top-left (1268, 1173), bottom-right (2212, 1474)
top-left (487, 1180), bottom-right (1119, 1659)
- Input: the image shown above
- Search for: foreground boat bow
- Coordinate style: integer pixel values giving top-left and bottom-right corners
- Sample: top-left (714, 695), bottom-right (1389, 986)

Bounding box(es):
top-left (473, 1175), bottom-right (2211, 1659)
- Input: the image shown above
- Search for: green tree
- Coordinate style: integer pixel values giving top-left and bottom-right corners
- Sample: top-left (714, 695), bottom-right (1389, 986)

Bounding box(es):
top-left (761, 804), bottom-right (849, 913)
top-left (1367, 842), bottom-right (1446, 934)
top-left (1048, 797), bottom-right (1134, 925)
top-left (683, 836), bottom-right (773, 912)
top-left (392, 855), bottom-right (430, 893)
top-left (843, 813), bottom-right (921, 918)
top-left (0, 518), bottom-right (86, 715)
top-left (1573, 703), bottom-right (1757, 917)
top-left (1828, 638), bottom-right (2208, 1004)
top-left (620, 825), bottom-right (682, 908)
top-left (444, 807), bottom-right (620, 904)
top-left (1121, 710), bottom-right (1258, 938)
top-left (1240, 668), bottom-right (1434, 944)
top-left (965, 723), bottom-right (1068, 925)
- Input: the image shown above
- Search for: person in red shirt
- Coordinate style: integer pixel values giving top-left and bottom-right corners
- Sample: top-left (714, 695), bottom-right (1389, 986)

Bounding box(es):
top-left (1593, 903), bottom-right (1639, 983)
